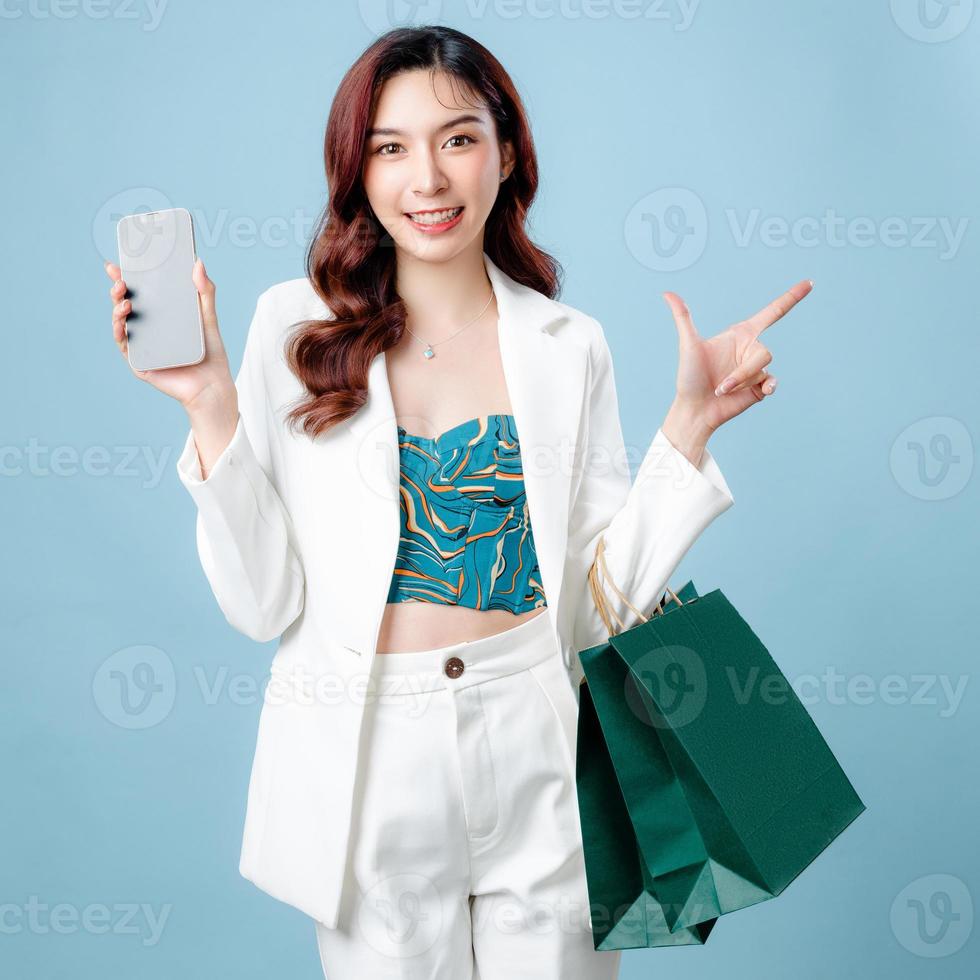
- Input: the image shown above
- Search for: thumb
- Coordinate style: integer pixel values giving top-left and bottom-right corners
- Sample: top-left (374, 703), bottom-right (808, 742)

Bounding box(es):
top-left (662, 291), bottom-right (700, 349)
top-left (193, 258), bottom-right (219, 336)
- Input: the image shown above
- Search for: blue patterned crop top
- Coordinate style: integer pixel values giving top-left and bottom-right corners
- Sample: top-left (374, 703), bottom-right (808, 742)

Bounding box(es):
top-left (386, 413), bottom-right (548, 613)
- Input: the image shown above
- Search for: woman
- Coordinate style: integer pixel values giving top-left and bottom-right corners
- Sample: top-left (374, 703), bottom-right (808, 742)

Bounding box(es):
top-left (105, 25), bottom-right (808, 980)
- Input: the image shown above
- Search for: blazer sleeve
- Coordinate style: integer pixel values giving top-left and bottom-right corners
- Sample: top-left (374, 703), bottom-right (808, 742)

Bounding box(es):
top-left (175, 289), bottom-right (306, 643)
top-left (567, 319), bottom-right (735, 654)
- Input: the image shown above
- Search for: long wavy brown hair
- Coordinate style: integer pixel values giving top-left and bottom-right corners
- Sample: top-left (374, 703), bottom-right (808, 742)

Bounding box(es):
top-left (282, 25), bottom-right (562, 439)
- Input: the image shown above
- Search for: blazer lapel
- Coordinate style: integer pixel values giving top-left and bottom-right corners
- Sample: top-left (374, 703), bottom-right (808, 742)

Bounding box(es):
top-left (344, 251), bottom-right (589, 655)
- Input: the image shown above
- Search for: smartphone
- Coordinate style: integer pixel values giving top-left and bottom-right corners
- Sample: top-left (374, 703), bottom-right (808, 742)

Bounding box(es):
top-left (116, 207), bottom-right (204, 371)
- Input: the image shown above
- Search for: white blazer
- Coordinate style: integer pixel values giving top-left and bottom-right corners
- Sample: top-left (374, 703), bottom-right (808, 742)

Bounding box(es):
top-left (175, 251), bottom-right (735, 929)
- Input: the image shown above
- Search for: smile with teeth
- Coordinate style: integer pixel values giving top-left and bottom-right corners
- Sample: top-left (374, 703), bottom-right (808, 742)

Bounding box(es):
top-left (406, 207), bottom-right (463, 225)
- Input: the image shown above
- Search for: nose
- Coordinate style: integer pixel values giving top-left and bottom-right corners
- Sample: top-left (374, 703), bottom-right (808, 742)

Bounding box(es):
top-left (412, 148), bottom-right (448, 198)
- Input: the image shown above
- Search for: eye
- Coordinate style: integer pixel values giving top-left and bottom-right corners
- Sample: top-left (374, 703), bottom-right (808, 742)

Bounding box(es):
top-left (372, 134), bottom-right (477, 157)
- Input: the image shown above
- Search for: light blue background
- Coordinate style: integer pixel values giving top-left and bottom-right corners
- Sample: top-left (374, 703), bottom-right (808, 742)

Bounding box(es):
top-left (2, 1), bottom-right (977, 977)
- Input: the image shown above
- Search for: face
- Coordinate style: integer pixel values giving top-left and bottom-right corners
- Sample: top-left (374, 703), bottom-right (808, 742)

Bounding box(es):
top-left (361, 69), bottom-right (514, 262)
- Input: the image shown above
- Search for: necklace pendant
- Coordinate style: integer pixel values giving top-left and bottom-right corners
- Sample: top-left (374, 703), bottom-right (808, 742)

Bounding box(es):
top-left (422, 346), bottom-right (435, 360)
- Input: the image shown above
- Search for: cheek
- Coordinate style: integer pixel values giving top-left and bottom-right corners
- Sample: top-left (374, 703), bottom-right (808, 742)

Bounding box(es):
top-left (457, 149), bottom-right (501, 198)
top-left (361, 161), bottom-right (395, 204)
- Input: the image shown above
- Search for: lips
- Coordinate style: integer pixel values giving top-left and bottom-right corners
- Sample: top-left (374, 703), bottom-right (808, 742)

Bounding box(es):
top-left (402, 206), bottom-right (467, 236)
top-left (405, 206), bottom-right (464, 225)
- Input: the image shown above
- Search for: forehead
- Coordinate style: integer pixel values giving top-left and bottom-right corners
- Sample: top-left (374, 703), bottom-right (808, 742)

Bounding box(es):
top-left (368, 69), bottom-right (491, 133)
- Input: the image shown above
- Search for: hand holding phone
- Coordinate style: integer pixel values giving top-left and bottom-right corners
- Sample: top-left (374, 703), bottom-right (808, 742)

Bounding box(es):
top-left (106, 208), bottom-right (235, 412)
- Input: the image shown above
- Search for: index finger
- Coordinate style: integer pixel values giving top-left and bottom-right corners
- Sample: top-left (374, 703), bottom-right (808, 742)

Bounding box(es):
top-left (104, 260), bottom-right (122, 282)
top-left (743, 279), bottom-right (813, 338)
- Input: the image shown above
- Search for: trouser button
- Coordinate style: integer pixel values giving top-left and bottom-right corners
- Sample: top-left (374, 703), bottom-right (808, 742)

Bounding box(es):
top-left (444, 656), bottom-right (465, 679)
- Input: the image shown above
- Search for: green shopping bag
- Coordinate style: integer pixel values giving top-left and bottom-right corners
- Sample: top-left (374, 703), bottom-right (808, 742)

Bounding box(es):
top-left (575, 537), bottom-right (866, 951)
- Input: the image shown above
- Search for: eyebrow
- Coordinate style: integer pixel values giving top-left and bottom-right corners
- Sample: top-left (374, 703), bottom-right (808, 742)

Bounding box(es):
top-left (366, 113), bottom-right (487, 139)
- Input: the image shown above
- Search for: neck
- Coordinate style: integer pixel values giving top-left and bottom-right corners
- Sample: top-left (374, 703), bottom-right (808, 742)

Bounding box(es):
top-left (394, 243), bottom-right (495, 335)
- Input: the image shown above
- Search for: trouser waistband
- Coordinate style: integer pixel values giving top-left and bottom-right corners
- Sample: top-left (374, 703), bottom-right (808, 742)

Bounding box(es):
top-left (369, 611), bottom-right (556, 693)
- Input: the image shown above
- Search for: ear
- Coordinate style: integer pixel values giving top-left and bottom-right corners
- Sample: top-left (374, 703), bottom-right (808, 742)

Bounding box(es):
top-left (499, 139), bottom-right (516, 180)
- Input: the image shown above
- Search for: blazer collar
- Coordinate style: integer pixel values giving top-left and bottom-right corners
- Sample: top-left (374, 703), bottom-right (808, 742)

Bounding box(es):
top-left (347, 250), bottom-right (564, 439)
top-left (343, 250), bottom-right (589, 641)
top-left (484, 250), bottom-right (561, 335)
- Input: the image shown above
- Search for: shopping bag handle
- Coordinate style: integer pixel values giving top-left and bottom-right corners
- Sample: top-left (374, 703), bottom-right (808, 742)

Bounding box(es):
top-left (586, 535), bottom-right (684, 638)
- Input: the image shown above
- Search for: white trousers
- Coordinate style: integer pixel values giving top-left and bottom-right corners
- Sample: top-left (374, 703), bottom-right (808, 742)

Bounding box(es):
top-left (314, 610), bottom-right (622, 979)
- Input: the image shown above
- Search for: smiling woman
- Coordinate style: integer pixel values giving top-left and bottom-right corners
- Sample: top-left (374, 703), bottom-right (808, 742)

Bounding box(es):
top-left (260, 27), bottom-right (639, 979)
top-left (144, 22), bottom-right (751, 980)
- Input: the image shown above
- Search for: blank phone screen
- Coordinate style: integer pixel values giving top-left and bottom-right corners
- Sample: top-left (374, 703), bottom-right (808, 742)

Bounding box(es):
top-left (117, 208), bottom-right (204, 371)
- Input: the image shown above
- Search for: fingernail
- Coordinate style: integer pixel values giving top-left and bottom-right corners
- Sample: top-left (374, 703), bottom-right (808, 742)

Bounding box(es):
top-left (808, 279), bottom-right (814, 287)
top-left (716, 377), bottom-right (735, 395)
top-left (764, 379), bottom-right (777, 394)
